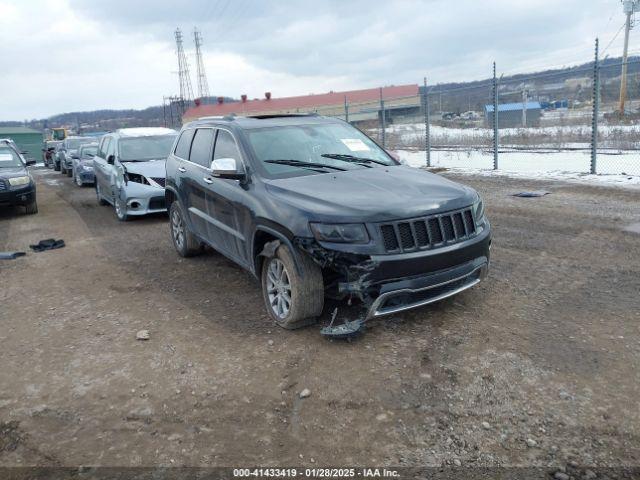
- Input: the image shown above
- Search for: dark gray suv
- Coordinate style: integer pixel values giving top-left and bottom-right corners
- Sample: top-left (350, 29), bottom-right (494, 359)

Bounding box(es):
top-left (165, 114), bottom-right (490, 330)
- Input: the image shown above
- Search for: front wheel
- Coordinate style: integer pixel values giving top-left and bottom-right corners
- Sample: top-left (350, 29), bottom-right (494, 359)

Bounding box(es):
top-left (74, 169), bottom-right (83, 187)
top-left (25, 200), bottom-right (38, 215)
top-left (261, 245), bottom-right (324, 329)
top-left (114, 194), bottom-right (128, 221)
top-left (169, 202), bottom-right (201, 257)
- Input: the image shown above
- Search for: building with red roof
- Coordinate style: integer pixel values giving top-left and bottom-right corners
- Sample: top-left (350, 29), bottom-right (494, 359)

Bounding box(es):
top-left (183, 84), bottom-right (421, 123)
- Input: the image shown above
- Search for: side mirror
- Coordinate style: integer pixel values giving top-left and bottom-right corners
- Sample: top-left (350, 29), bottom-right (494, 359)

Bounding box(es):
top-left (26, 160), bottom-right (36, 166)
top-left (211, 157), bottom-right (245, 180)
top-left (107, 155), bottom-right (115, 165)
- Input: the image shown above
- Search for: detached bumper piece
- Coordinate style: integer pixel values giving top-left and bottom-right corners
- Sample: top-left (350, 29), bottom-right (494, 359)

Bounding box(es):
top-left (365, 258), bottom-right (488, 320)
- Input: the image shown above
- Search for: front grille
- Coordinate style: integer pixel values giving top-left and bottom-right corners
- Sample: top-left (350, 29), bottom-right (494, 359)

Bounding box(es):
top-left (379, 207), bottom-right (477, 253)
top-left (151, 177), bottom-right (166, 187)
top-left (148, 197), bottom-right (166, 210)
top-left (0, 179), bottom-right (7, 191)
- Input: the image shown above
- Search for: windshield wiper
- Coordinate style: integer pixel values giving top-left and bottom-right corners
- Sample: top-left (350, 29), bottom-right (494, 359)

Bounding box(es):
top-left (264, 159), bottom-right (347, 172)
top-left (321, 153), bottom-right (389, 166)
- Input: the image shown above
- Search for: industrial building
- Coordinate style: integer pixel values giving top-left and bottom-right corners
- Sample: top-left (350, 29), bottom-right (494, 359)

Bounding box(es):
top-left (0, 126), bottom-right (43, 162)
top-left (484, 101), bottom-right (542, 128)
top-left (183, 84), bottom-right (421, 124)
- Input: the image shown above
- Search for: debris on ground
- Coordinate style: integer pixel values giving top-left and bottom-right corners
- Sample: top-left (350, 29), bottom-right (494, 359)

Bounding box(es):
top-left (136, 330), bottom-right (150, 341)
top-left (29, 238), bottom-right (65, 252)
top-left (512, 191), bottom-right (550, 197)
top-left (299, 388), bottom-right (311, 399)
top-left (0, 251), bottom-right (26, 260)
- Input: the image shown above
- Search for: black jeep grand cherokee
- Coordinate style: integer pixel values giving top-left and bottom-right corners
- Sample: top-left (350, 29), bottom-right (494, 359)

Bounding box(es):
top-left (165, 114), bottom-right (490, 329)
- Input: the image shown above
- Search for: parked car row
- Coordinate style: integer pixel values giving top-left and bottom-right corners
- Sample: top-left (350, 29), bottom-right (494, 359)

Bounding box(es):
top-left (20, 115), bottom-right (491, 332)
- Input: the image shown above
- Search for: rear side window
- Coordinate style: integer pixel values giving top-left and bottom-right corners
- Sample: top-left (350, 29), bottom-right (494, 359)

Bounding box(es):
top-left (99, 137), bottom-right (111, 158)
top-left (189, 129), bottom-right (215, 167)
top-left (174, 129), bottom-right (195, 159)
top-left (214, 130), bottom-right (242, 161)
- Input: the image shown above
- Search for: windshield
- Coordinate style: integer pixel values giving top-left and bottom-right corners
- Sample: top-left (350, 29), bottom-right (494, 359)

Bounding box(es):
top-left (67, 138), bottom-right (93, 149)
top-left (80, 146), bottom-right (98, 158)
top-left (0, 147), bottom-right (24, 168)
top-left (246, 122), bottom-right (395, 178)
top-left (118, 135), bottom-right (177, 161)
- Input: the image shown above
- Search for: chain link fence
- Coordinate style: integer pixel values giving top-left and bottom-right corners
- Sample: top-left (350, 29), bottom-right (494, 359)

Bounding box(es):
top-left (316, 39), bottom-right (640, 177)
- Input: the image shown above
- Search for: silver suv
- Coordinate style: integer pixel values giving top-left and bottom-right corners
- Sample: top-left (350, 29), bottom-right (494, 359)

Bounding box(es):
top-left (93, 128), bottom-right (177, 221)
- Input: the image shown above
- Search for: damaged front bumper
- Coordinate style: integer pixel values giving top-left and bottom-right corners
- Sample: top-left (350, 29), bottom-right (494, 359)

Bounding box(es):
top-left (297, 224), bottom-right (491, 321)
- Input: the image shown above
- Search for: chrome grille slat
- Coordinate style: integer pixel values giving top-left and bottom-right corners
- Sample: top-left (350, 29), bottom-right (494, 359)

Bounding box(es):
top-left (379, 207), bottom-right (477, 253)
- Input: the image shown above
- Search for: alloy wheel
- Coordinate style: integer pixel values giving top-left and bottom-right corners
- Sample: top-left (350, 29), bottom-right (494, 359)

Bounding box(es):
top-left (171, 209), bottom-right (185, 250)
top-left (266, 258), bottom-right (292, 319)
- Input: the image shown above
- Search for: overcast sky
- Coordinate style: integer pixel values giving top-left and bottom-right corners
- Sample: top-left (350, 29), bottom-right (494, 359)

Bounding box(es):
top-left (0, 0), bottom-right (636, 120)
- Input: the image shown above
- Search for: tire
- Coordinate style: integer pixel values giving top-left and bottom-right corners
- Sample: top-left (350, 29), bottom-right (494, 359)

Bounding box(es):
top-left (261, 245), bottom-right (324, 329)
top-left (114, 193), bottom-right (128, 221)
top-left (60, 162), bottom-right (66, 174)
top-left (54, 161), bottom-right (60, 172)
top-left (95, 183), bottom-right (109, 206)
top-left (25, 200), bottom-right (38, 215)
top-left (169, 201), bottom-right (201, 257)
top-left (66, 167), bottom-right (72, 177)
top-left (74, 169), bottom-right (83, 187)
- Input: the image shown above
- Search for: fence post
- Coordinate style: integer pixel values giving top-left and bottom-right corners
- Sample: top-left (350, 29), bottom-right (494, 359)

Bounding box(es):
top-left (379, 87), bottom-right (386, 149)
top-left (422, 77), bottom-right (431, 167)
top-left (344, 95), bottom-right (349, 123)
top-left (591, 38), bottom-right (599, 174)
top-left (492, 62), bottom-right (499, 170)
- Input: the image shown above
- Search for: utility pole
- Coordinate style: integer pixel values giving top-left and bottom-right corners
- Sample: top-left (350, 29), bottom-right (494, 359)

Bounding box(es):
top-left (591, 38), bottom-right (600, 174)
top-left (379, 87), bottom-right (386, 149)
top-left (619, 1), bottom-right (639, 114)
top-left (344, 95), bottom-right (349, 123)
top-left (522, 87), bottom-right (527, 127)
top-left (492, 62), bottom-right (499, 170)
top-left (422, 77), bottom-right (431, 167)
top-left (194, 28), bottom-right (210, 103)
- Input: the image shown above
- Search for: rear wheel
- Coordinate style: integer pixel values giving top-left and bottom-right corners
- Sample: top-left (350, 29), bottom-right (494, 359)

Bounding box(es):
top-left (25, 200), bottom-right (38, 215)
top-left (169, 202), bottom-right (201, 257)
top-left (95, 183), bottom-right (109, 206)
top-left (261, 245), bottom-right (324, 329)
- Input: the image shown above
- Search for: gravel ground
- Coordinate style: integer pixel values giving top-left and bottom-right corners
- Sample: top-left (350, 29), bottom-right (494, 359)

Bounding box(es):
top-left (0, 168), bottom-right (639, 473)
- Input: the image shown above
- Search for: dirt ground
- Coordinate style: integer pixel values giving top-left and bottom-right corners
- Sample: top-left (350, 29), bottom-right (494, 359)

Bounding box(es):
top-left (1, 168), bottom-right (639, 472)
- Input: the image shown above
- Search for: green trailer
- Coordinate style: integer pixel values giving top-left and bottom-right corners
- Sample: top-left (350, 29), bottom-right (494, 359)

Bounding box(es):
top-left (0, 126), bottom-right (44, 163)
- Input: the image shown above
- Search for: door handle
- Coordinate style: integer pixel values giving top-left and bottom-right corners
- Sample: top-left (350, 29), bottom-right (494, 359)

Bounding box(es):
top-left (203, 177), bottom-right (213, 184)
top-left (178, 166), bottom-right (186, 173)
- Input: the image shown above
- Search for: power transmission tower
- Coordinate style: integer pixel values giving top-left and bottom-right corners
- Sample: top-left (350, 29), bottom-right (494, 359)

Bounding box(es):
top-left (193, 28), bottom-right (210, 103)
top-left (175, 27), bottom-right (194, 113)
top-left (619, 1), bottom-right (640, 114)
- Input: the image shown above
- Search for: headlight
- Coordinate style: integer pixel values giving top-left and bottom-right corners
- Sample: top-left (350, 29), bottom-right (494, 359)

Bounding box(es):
top-left (310, 223), bottom-right (369, 244)
top-left (473, 195), bottom-right (485, 223)
top-left (9, 176), bottom-right (30, 186)
top-left (81, 164), bottom-right (93, 171)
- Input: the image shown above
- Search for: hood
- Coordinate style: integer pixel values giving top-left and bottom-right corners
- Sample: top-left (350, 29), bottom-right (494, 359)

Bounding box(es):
top-left (121, 159), bottom-right (166, 178)
top-left (0, 165), bottom-right (28, 179)
top-left (264, 165), bottom-right (476, 223)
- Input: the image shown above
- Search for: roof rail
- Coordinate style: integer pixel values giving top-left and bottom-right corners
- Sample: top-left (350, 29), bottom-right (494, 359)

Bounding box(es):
top-left (247, 113), bottom-right (319, 119)
top-left (197, 114), bottom-right (237, 121)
